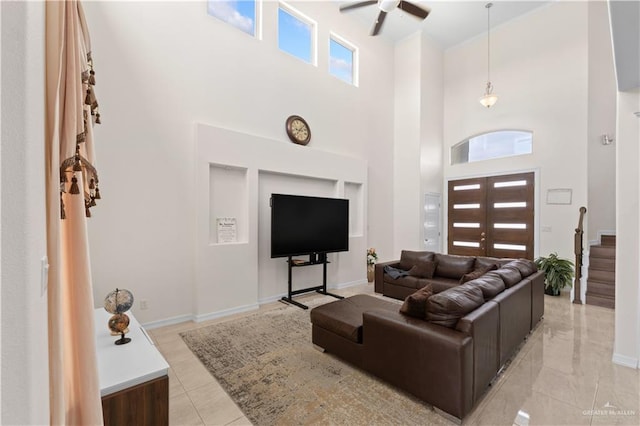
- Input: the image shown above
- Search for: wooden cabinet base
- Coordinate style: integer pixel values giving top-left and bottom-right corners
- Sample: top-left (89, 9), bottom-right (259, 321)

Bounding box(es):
top-left (102, 375), bottom-right (169, 426)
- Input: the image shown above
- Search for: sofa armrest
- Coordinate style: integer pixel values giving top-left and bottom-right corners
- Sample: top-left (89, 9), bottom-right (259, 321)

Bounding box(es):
top-left (528, 271), bottom-right (545, 329)
top-left (374, 260), bottom-right (400, 294)
top-left (362, 309), bottom-right (473, 420)
top-left (456, 301), bottom-right (500, 401)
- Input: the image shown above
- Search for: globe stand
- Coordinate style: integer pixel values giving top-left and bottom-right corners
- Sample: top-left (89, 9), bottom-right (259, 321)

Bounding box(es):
top-left (115, 332), bottom-right (131, 345)
top-left (104, 288), bottom-right (135, 347)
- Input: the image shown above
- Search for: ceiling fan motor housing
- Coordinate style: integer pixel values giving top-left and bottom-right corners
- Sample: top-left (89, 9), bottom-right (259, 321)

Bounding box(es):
top-left (379, 0), bottom-right (401, 12)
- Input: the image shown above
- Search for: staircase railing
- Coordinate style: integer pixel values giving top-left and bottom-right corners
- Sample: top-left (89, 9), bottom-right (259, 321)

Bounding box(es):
top-left (573, 206), bottom-right (587, 304)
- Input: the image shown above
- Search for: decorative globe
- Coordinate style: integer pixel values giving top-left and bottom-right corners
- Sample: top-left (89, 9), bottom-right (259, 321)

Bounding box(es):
top-left (104, 288), bottom-right (134, 314)
top-left (108, 313), bottom-right (130, 334)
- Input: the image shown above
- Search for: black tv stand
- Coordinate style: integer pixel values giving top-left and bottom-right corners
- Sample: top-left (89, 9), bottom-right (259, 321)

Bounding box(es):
top-left (281, 254), bottom-right (344, 310)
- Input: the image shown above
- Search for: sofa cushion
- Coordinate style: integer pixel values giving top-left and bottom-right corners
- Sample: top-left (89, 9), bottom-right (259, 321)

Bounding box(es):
top-left (486, 267), bottom-right (522, 288)
top-left (408, 261), bottom-right (437, 279)
top-left (425, 283), bottom-right (485, 328)
top-left (399, 250), bottom-right (435, 271)
top-left (504, 259), bottom-right (538, 278)
top-left (434, 254), bottom-right (476, 280)
top-left (467, 274), bottom-right (506, 300)
top-left (475, 256), bottom-right (513, 270)
top-left (459, 263), bottom-right (498, 284)
top-left (386, 275), bottom-right (421, 289)
top-left (400, 284), bottom-right (434, 319)
top-left (310, 294), bottom-right (397, 343)
top-left (420, 277), bottom-right (460, 294)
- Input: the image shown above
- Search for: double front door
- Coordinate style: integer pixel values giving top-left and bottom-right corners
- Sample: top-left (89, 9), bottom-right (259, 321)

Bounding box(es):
top-left (448, 172), bottom-right (534, 260)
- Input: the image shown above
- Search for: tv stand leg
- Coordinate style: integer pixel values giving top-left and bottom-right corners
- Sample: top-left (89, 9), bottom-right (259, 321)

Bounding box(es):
top-left (315, 290), bottom-right (344, 300)
top-left (280, 296), bottom-right (309, 310)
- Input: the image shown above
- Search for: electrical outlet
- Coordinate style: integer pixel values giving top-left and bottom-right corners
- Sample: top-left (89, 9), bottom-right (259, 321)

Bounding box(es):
top-left (140, 300), bottom-right (148, 310)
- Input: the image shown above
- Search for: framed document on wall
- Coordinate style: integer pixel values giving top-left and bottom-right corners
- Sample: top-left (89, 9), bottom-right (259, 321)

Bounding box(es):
top-left (216, 217), bottom-right (237, 243)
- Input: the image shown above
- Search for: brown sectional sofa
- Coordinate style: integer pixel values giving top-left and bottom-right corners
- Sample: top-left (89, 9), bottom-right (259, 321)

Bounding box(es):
top-left (374, 250), bottom-right (515, 299)
top-left (310, 251), bottom-right (545, 421)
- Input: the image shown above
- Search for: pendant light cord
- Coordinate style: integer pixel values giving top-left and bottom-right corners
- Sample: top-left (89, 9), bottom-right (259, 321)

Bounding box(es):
top-left (486, 3), bottom-right (492, 88)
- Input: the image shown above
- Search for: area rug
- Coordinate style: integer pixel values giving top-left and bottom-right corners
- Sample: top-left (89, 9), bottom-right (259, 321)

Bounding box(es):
top-left (180, 296), bottom-right (454, 425)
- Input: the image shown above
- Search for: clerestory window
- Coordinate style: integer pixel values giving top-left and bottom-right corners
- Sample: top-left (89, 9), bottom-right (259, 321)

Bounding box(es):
top-left (329, 34), bottom-right (357, 85)
top-left (207, 0), bottom-right (259, 37)
top-left (278, 2), bottom-right (316, 65)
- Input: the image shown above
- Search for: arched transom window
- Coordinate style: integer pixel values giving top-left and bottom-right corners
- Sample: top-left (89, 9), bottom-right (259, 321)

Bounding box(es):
top-left (451, 130), bottom-right (533, 165)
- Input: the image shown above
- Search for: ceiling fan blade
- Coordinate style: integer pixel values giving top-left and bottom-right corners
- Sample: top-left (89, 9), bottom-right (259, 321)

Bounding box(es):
top-left (370, 10), bottom-right (388, 36)
top-left (339, 1), bottom-right (378, 12)
top-left (398, 1), bottom-right (430, 20)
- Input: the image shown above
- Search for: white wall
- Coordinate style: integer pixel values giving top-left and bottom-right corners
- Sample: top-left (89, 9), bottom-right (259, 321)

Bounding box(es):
top-left (393, 34), bottom-right (423, 253)
top-left (587, 0), bottom-right (617, 243)
top-left (614, 88), bottom-right (640, 368)
top-left (443, 2), bottom-right (589, 261)
top-left (420, 33), bottom-right (444, 251)
top-left (392, 31), bottom-right (445, 255)
top-left (83, 1), bottom-right (395, 324)
top-left (0, 1), bottom-right (50, 423)
top-left (194, 124), bottom-right (367, 322)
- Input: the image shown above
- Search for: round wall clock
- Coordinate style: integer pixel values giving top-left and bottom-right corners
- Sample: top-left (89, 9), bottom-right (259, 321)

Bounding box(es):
top-left (285, 115), bottom-right (311, 146)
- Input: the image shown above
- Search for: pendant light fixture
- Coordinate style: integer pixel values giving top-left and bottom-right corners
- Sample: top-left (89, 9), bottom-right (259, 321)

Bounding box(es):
top-left (479, 3), bottom-right (498, 108)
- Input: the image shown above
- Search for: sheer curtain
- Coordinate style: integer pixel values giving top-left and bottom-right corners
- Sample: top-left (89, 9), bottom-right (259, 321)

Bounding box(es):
top-left (45, 1), bottom-right (103, 424)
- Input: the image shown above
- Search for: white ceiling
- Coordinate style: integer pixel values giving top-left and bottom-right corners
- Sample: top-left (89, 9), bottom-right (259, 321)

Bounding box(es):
top-left (338, 0), bottom-right (551, 48)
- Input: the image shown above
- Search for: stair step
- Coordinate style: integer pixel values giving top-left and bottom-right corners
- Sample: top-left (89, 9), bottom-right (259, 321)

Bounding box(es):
top-left (588, 257), bottom-right (615, 272)
top-left (587, 280), bottom-right (616, 297)
top-left (587, 269), bottom-right (615, 283)
top-left (590, 245), bottom-right (616, 259)
top-left (601, 235), bottom-right (616, 246)
top-left (586, 293), bottom-right (615, 309)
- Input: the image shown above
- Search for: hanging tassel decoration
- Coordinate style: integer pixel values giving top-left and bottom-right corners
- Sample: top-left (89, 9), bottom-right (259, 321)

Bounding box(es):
top-left (90, 197), bottom-right (97, 207)
top-left (85, 206), bottom-right (92, 218)
top-left (89, 69), bottom-right (96, 85)
top-left (70, 175), bottom-right (80, 194)
top-left (73, 142), bottom-right (82, 171)
top-left (85, 88), bottom-right (92, 106)
top-left (95, 112), bottom-right (101, 124)
top-left (89, 178), bottom-right (95, 190)
top-left (94, 186), bottom-right (101, 200)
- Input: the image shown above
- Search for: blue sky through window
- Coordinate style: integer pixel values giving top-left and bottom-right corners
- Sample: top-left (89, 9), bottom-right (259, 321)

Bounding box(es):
top-left (329, 38), bottom-right (354, 84)
top-left (278, 7), bottom-right (312, 64)
top-left (207, 0), bottom-right (255, 36)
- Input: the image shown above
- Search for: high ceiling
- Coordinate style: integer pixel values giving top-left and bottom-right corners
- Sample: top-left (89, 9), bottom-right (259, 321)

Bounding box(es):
top-left (338, 1), bottom-right (551, 48)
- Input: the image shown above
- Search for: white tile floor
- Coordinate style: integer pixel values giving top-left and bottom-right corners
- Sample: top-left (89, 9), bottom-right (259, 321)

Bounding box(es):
top-left (148, 283), bottom-right (640, 426)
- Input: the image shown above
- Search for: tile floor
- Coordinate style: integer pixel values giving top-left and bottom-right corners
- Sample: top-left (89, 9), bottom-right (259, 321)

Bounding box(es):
top-left (148, 283), bottom-right (640, 426)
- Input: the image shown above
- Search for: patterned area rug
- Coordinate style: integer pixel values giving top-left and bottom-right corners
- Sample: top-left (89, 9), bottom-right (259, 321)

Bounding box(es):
top-left (180, 296), bottom-right (454, 425)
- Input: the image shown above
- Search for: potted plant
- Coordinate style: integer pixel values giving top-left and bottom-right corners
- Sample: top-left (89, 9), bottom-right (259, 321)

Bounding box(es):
top-left (534, 252), bottom-right (574, 296)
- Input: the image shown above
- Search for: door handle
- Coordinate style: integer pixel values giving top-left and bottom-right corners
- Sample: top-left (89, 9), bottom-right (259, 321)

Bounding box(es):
top-left (481, 232), bottom-right (486, 237)
top-left (480, 238), bottom-right (486, 242)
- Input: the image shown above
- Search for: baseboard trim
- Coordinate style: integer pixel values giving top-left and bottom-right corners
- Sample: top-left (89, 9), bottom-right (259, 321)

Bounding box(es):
top-left (258, 279), bottom-right (368, 305)
top-left (612, 353), bottom-right (639, 369)
top-left (332, 279), bottom-right (368, 289)
top-left (193, 303), bottom-right (260, 323)
top-left (143, 279), bottom-right (369, 328)
top-left (141, 314), bottom-right (194, 330)
top-left (259, 293), bottom-right (288, 305)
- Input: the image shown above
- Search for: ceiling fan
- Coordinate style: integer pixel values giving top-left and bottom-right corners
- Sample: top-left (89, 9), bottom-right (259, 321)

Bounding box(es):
top-left (340, 0), bottom-right (431, 36)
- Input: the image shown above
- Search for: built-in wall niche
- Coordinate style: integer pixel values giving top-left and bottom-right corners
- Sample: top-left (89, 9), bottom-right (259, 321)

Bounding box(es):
top-left (345, 182), bottom-right (363, 237)
top-left (257, 171), bottom-right (339, 301)
top-left (209, 164), bottom-right (248, 244)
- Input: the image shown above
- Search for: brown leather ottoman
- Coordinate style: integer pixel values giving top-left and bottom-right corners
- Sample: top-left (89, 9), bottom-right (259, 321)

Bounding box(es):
top-left (310, 294), bottom-right (397, 367)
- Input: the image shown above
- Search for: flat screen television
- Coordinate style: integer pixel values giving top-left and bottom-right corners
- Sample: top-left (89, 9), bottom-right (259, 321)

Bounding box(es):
top-left (270, 194), bottom-right (349, 258)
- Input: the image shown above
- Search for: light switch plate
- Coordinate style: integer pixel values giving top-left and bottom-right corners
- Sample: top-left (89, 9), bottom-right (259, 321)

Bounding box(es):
top-left (41, 256), bottom-right (49, 296)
